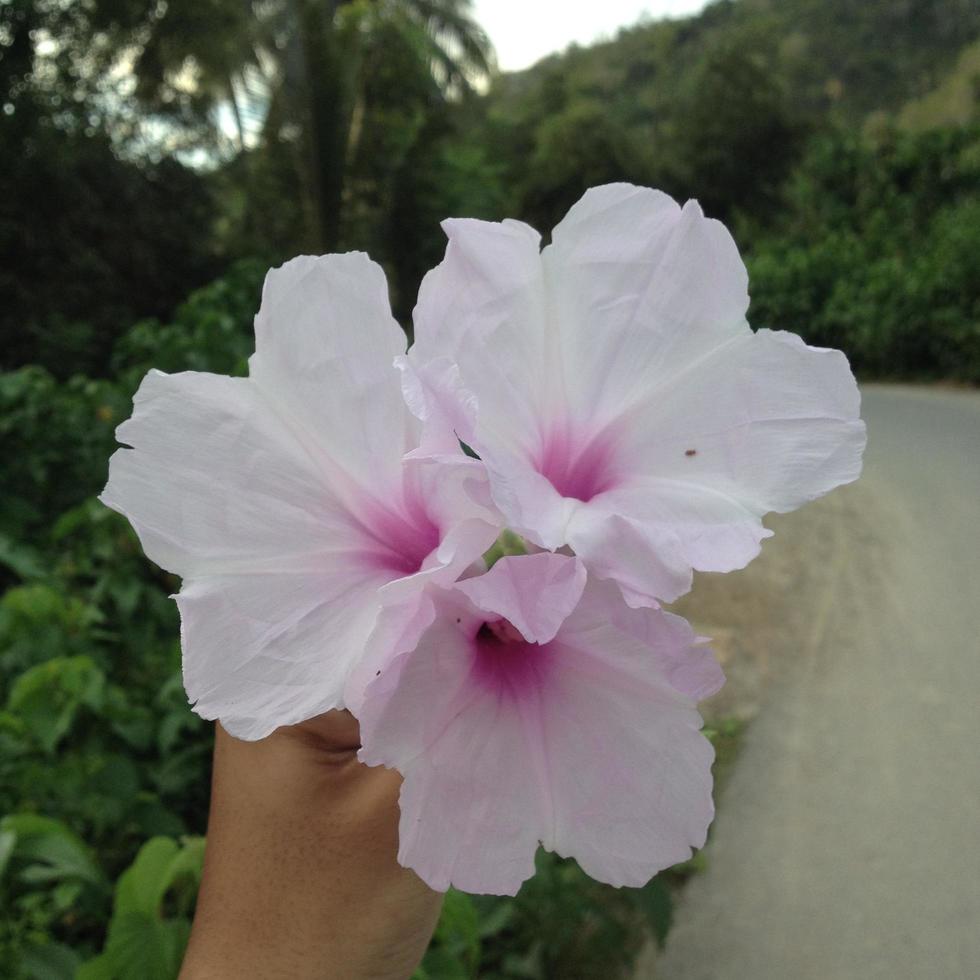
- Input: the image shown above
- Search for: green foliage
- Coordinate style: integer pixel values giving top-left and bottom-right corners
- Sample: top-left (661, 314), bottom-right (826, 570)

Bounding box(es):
top-left (0, 369), bottom-right (131, 546)
top-left (7, 657), bottom-right (107, 755)
top-left (415, 889), bottom-right (483, 979)
top-left (77, 836), bottom-right (205, 980)
top-left (0, 267), bottom-right (251, 970)
top-left (0, 815), bottom-right (106, 892)
top-left (0, 117), bottom-right (219, 378)
top-left (109, 258), bottom-right (267, 386)
top-left (667, 40), bottom-right (804, 222)
top-left (0, 815), bottom-right (110, 977)
top-left (748, 125), bottom-right (980, 380)
top-left (416, 855), bottom-right (676, 980)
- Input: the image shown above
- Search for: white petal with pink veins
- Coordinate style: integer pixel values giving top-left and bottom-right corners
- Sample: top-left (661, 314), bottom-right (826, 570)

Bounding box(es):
top-left (249, 253), bottom-right (410, 491)
top-left (177, 569), bottom-right (388, 741)
top-left (545, 185), bottom-right (750, 425)
top-left (455, 552), bottom-right (586, 645)
top-left (358, 555), bottom-right (718, 895)
top-left (410, 183), bottom-right (865, 606)
top-left (101, 369), bottom-right (358, 578)
top-left (102, 256), bottom-right (497, 738)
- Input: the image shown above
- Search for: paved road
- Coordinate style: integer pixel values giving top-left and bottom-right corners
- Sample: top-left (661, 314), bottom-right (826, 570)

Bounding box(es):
top-left (655, 386), bottom-right (980, 980)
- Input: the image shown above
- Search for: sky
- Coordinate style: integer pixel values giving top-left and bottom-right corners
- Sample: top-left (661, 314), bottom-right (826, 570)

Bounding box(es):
top-left (472, 1), bottom-right (711, 72)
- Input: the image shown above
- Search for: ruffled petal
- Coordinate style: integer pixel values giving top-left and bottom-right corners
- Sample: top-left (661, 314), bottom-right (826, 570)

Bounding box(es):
top-left (411, 218), bottom-right (548, 455)
top-left (545, 185), bottom-right (750, 426)
top-left (565, 509), bottom-right (693, 607)
top-left (178, 568), bottom-right (387, 740)
top-left (100, 370), bottom-right (356, 578)
top-left (249, 253), bottom-right (411, 491)
top-left (343, 593), bottom-right (439, 716)
top-left (455, 553), bottom-right (586, 644)
top-left (610, 328), bottom-right (866, 572)
top-left (358, 609), bottom-right (545, 894)
top-left (396, 354), bottom-right (479, 453)
top-left (538, 623), bottom-right (715, 887)
top-left (394, 692), bottom-right (542, 895)
top-left (358, 566), bottom-right (718, 895)
top-left (565, 576), bottom-right (725, 702)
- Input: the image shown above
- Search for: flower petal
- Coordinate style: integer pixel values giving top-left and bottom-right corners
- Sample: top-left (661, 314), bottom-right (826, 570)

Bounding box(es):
top-left (249, 253), bottom-right (410, 490)
top-left (178, 569), bottom-right (387, 740)
top-left (538, 625), bottom-right (715, 887)
top-left (565, 576), bottom-right (725, 702)
top-left (565, 510), bottom-right (693, 607)
top-left (455, 553), bottom-right (586, 644)
top-left (545, 185), bottom-right (750, 426)
top-left (396, 354), bottom-right (479, 453)
top-left (358, 569), bottom-right (717, 895)
top-left (100, 370), bottom-right (355, 578)
top-left (343, 593), bottom-right (440, 716)
top-left (358, 609), bottom-right (544, 894)
top-left (609, 328), bottom-right (867, 572)
top-left (411, 218), bottom-right (548, 454)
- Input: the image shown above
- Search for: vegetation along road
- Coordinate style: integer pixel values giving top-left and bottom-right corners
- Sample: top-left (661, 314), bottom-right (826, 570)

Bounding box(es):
top-left (655, 385), bottom-right (980, 980)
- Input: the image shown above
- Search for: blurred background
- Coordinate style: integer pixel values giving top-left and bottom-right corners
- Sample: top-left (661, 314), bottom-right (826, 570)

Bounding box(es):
top-left (1, 1), bottom-right (978, 978)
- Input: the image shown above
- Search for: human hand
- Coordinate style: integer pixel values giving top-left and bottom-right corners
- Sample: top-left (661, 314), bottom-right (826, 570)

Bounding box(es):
top-left (180, 712), bottom-right (443, 979)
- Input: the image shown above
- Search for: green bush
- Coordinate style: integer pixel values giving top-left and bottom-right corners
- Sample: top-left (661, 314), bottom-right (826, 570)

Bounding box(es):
top-left (747, 125), bottom-right (980, 381)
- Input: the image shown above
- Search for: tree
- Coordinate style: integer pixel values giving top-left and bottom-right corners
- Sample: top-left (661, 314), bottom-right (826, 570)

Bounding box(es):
top-left (667, 41), bottom-right (804, 224)
top-left (0, 0), bottom-right (220, 376)
top-left (100, 0), bottom-right (494, 251)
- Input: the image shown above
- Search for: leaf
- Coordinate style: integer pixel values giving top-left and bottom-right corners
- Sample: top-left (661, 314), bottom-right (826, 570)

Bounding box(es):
top-left (114, 836), bottom-right (205, 919)
top-left (159, 836), bottom-right (206, 907)
top-left (0, 533), bottom-right (47, 580)
top-left (6, 656), bottom-right (106, 753)
top-left (636, 875), bottom-right (674, 949)
top-left (0, 814), bottom-right (105, 889)
top-left (157, 710), bottom-right (193, 755)
top-left (88, 754), bottom-right (142, 813)
top-left (101, 912), bottom-right (190, 980)
top-left (0, 828), bottom-right (16, 878)
top-left (76, 953), bottom-right (114, 980)
top-left (114, 838), bottom-right (179, 918)
top-left (476, 898), bottom-right (514, 939)
top-left (78, 836), bottom-right (204, 980)
top-left (51, 499), bottom-right (105, 541)
top-left (20, 941), bottom-right (82, 980)
top-left (130, 798), bottom-right (186, 839)
top-left (416, 946), bottom-right (470, 980)
top-left (430, 888), bottom-right (480, 974)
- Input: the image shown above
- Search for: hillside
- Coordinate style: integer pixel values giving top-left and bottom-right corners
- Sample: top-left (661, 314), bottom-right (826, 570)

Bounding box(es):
top-left (490, 0), bottom-right (980, 127)
top-left (465, 0), bottom-right (980, 236)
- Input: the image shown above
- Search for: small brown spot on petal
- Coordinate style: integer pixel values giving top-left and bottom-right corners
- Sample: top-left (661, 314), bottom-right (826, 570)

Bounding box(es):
top-left (685, 449), bottom-right (697, 457)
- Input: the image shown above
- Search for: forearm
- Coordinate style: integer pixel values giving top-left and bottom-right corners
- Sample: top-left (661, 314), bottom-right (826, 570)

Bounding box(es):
top-left (180, 721), bottom-right (443, 980)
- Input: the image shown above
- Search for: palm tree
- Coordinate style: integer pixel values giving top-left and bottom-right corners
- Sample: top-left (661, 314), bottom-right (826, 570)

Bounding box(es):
top-left (122, 0), bottom-right (494, 250)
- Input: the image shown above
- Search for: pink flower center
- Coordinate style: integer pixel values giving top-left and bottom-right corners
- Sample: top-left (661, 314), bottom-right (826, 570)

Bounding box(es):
top-left (535, 423), bottom-right (620, 503)
top-left (472, 618), bottom-right (552, 698)
top-left (354, 496), bottom-right (441, 577)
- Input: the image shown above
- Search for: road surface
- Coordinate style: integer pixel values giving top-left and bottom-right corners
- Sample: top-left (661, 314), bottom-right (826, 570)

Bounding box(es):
top-left (654, 386), bottom-right (980, 980)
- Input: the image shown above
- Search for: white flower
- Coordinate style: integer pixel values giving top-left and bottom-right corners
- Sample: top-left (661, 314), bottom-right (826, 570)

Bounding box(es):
top-left (358, 553), bottom-right (723, 895)
top-left (405, 183), bottom-right (867, 607)
top-left (101, 254), bottom-right (499, 740)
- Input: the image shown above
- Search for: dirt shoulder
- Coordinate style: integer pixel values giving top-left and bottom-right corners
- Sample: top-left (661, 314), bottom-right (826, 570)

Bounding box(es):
top-left (670, 479), bottom-right (872, 728)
